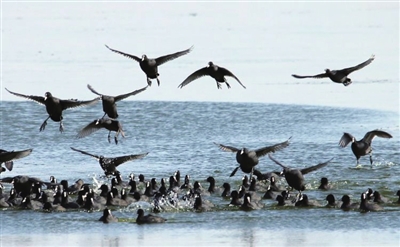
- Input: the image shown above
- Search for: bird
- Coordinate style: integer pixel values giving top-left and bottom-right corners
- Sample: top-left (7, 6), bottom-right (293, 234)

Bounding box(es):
top-left (86, 84), bottom-right (148, 119)
top-left (318, 177), bottom-right (331, 190)
top-left (99, 208), bottom-right (118, 223)
top-left (136, 208), bottom-right (166, 224)
top-left (340, 195), bottom-right (359, 211)
top-left (339, 129), bottom-right (392, 166)
top-left (325, 194), bottom-right (341, 208)
top-left (291, 55), bottom-right (375, 86)
top-left (76, 118), bottom-right (125, 144)
top-left (178, 61), bottom-right (246, 89)
top-left (0, 175), bottom-right (54, 198)
top-left (0, 148), bottom-right (33, 173)
top-left (294, 194), bottom-right (321, 207)
top-left (359, 193), bottom-right (383, 212)
top-left (214, 137), bottom-right (291, 179)
top-left (70, 147), bottom-right (149, 176)
top-left (268, 154), bottom-right (333, 197)
top-left (105, 44), bottom-right (193, 86)
top-left (5, 88), bottom-right (99, 132)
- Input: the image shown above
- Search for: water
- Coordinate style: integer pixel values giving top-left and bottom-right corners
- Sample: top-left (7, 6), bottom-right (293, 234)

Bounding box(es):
top-left (0, 101), bottom-right (399, 246)
top-left (1, 2), bottom-right (399, 247)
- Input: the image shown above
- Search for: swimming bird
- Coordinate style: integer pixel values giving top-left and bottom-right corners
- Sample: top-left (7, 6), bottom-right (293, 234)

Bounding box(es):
top-left (325, 194), bottom-right (340, 208)
top-left (0, 148), bottom-right (33, 173)
top-left (178, 61), bottom-right (246, 89)
top-left (318, 177), bottom-right (331, 190)
top-left (105, 45), bottom-right (193, 86)
top-left (136, 208), bottom-right (166, 224)
top-left (373, 191), bottom-right (388, 204)
top-left (0, 175), bottom-right (54, 198)
top-left (5, 88), bottom-right (99, 132)
top-left (214, 137), bottom-right (291, 179)
top-left (340, 195), bottom-right (359, 211)
top-left (294, 194), bottom-right (321, 207)
top-left (339, 129), bottom-right (392, 166)
top-left (77, 118), bottom-right (125, 144)
top-left (268, 154), bottom-right (333, 196)
top-left (360, 193), bottom-right (383, 212)
top-left (99, 208), bottom-right (118, 223)
top-left (70, 147), bottom-right (149, 176)
top-left (87, 84), bottom-right (148, 119)
top-left (291, 55), bottom-right (375, 86)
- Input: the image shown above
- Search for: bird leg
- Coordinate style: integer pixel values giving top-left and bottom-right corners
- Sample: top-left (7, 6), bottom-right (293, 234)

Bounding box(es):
top-left (343, 79), bottom-right (352, 86)
top-left (101, 113), bottom-right (107, 119)
top-left (40, 116), bottom-right (50, 131)
top-left (369, 153), bottom-right (373, 166)
top-left (216, 82), bottom-right (222, 89)
top-left (229, 166), bottom-right (240, 177)
top-left (226, 82), bottom-right (231, 89)
top-left (114, 133), bottom-right (118, 145)
top-left (108, 131), bottom-right (111, 143)
top-left (59, 119), bottom-right (64, 133)
top-left (147, 77), bottom-right (152, 87)
top-left (156, 77), bottom-right (160, 86)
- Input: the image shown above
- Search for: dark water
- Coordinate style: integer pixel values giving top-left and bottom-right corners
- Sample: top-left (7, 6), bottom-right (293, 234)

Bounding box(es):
top-left (0, 101), bottom-right (399, 246)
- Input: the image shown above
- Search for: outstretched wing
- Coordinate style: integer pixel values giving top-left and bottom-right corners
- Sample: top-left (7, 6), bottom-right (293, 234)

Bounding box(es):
top-left (76, 119), bottom-right (107, 138)
top-left (87, 84), bottom-right (103, 96)
top-left (60, 97), bottom-right (99, 110)
top-left (361, 129), bottom-right (392, 145)
top-left (178, 67), bottom-right (209, 88)
top-left (255, 137), bottom-right (291, 157)
top-left (5, 88), bottom-right (45, 105)
top-left (105, 45), bottom-right (141, 62)
top-left (341, 55), bottom-right (375, 75)
top-left (114, 85), bottom-right (148, 102)
top-left (301, 158), bottom-right (333, 175)
top-left (214, 143), bottom-right (240, 153)
top-left (218, 67), bottom-right (246, 89)
top-left (70, 147), bottom-right (100, 159)
top-left (291, 73), bottom-right (328, 79)
top-left (339, 132), bottom-right (355, 147)
top-left (113, 152), bottom-right (149, 167)
top-left (0, 149), bottom-right (33, 163)
top-left (267, 154), bottom-right (288, 169)
top-left (156, 46), bottom-right (194, 66)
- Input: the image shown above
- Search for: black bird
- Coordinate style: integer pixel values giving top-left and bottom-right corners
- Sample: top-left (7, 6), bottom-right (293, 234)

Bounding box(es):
top-left (318, 177), bottom-right (331, 190)
top-left (136, 209), bottom-right (166, 224)
top-left (5, 88), bottom-right (99, 132)
top-left (70, 147), bottom-right (149, 176)
top-left (268, 154), bottom-right (333, 196)
top-left (325, 194), bottom-right (340, 208)
top-left (291, 55), bottom-right (375, 86)
top-left (178, 61), bottom-right (246, 89)
top-left (0, 175), bottom-right (54, 198)
top-left (339, 129), bottom-right (392, 166)
top-left (214, 137), bottom-right (291, 178)
top-left (340, 195), bottom-right (359, 211)
top-left (87, 84), bottom-right (148, 119)
top-left (360, 193), bottom-right (383, 212)
top-left (0, 149), bottom-right (32, 173)
top-left (105, 45), bottom-right (193, 86)
top-left (77, 118), bottom-right (125, 144)
top-left (99, 208), bottom-right (118, 223)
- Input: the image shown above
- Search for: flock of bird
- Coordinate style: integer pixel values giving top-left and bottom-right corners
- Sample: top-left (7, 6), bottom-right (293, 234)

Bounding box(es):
top-left (0, 45), bottom-right (397, 224)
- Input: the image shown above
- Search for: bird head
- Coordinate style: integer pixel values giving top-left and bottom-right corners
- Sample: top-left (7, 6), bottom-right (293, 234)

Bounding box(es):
top-left (141, 55), bottom-right (148, 61)
top-left (44, 92), bottom-right (52, 100)
top-left (207, 61), bottom-right (214, 67)
top-left (324, 69), bottom-right (331, 73)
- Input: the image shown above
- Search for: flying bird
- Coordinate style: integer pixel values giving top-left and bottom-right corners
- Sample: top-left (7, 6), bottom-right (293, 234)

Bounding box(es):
top-left (5, 88), bottom-right (99, 133)
top-left (70, 147), bottom-right (148, 176)
top-left (0, 149), bottom-right (32, 173)
top-left (291, 55), bottom-right (375, 86)
top-left (339, 129), bottom-right (392, 165)
top-left (214, 137), bottom-right (291, 179)
top-left (86, 84), bottom-right (148, 119)
top-left (77, 118), bottom-right (125, 144)
top-left (105, 45), bottom-right (193, 86)
top-left (178, 61), bottom-right (246, 89)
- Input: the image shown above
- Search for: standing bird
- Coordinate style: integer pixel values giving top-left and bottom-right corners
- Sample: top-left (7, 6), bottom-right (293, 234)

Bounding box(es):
top-left (70, 147), bottom-right (149, 176)
top-left (0, 149), bottom-right (32, 173)
top-left (5, 88), bottom-right (99, 132)
top-left (291, 55), bottom-right (375, 86)
top-left (105, 45), bottom-right (193, 86)
top-left (86, 84), bottom-right (147, 119)
top-left (214, 137), bottom-right (291, 178)
top-left (76, 118), bottom-right (125, 144)
top-left (178, 61), bottom-right (246, 89)
top-left (339, 129), bottom-right (392, 166)
top-left (268, 154), bottom-right (333, 197)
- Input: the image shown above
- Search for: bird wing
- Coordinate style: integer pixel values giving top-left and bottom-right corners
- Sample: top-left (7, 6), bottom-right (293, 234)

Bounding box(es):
top-left (155, 46), bottom-right (194, 66)
top-left (178, 67), bottom-right (209, 88)
top-left (113, 152), bottom-right (149, 167)
top-left (76, 119), bottom-right (106, 138)
top-left (70, 147), bottom-right (100, 159)
top-left (5, 88), bottom-right (45, 105)
top-left (0, 177), bottom-right (14, 183)
top-left (218, 67), bottom-right (246, 89)
top-left (87, 84), bottom-right (103, 96)
top-left (291, 73), bottom-right (328, 79)
top-left (255, 137), bottom-right (291, 157)
top-left (114, 86), bottom-right (148, 102)
top-left (60, 97), bottom-right (100, 110)
top-left (267, 154), bottom-right (288, 169)
top-left (339, 132), bottom-right (355, 147)
top-left (341, 55), bottom-right (375, 75)
top-left (0, 149), bottom-right (33, 163)
top-left (300, 158), bottom-right (333, 175)
top-left (104, 45), bottom-right (141, 62)
top-left (362, 129), bottom-right (392, 144)
top-left (213, 143), bottom-right (240, 153)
